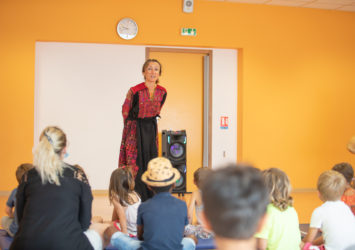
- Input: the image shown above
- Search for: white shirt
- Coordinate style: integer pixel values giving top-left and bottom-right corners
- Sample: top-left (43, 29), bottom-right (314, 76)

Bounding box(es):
top-left (123, 193), bottom-right (141, 235)
top-left (310, 200), bottom-right (355, 250)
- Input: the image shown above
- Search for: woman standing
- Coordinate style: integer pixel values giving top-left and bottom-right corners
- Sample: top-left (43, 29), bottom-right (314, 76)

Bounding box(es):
top-left (11, 126), bottom-right (101, 250)
top-left (119, 59), bottom-right (167, 201)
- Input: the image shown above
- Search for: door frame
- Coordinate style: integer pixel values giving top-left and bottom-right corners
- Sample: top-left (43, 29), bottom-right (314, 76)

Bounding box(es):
top-left (146, 47), bottom-right (213, 168)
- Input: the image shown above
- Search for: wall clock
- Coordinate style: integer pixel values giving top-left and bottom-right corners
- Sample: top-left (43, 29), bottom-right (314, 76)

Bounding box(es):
top-left (117, 17), bottom-right (138, 40)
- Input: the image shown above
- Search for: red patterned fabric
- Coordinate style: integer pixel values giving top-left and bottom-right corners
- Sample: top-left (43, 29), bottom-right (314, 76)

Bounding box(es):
top-left (119, 82), bottom-right (167, 178)
top-left (341, 187), bottom-right (355, 216)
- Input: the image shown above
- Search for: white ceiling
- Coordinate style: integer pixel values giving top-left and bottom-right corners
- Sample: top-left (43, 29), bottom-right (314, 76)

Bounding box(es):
top-left (206, 0), bottom-right (355, 12)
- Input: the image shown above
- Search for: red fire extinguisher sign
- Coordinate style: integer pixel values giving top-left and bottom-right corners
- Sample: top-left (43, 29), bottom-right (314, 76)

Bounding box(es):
top-left (220, 116), bottom-right (229, 129)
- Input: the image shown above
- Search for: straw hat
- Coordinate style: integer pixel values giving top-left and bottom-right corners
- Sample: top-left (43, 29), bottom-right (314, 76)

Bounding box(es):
top-left (141, 157), bottom-right (180, 187)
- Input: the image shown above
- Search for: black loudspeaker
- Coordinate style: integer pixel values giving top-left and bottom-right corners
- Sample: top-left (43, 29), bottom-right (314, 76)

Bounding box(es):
top-left (162, 130), bottom-right (187, 193)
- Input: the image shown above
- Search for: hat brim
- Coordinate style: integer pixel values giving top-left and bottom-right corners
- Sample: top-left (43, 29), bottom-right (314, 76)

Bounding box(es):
top-left (141, 167), bottom-right (181, 187)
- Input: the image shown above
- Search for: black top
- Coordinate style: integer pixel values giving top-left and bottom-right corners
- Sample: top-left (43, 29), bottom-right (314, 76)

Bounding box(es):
top-left (10, 164), bottom-right (94, 250)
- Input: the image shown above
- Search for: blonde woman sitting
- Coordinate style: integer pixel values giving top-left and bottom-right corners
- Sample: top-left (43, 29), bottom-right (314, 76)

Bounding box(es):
top-left (11, 126), bottom-right (101, 250)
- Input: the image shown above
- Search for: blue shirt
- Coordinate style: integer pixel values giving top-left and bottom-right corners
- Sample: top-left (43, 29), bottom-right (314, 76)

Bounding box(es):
top-left (6, 188), bottom-right (18, 235)
top-left (137, 192), bottom-right (188, 250)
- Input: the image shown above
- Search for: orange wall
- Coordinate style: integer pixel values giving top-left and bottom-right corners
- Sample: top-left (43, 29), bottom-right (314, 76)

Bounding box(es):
top-left (1, 0), bottom-right (355, 190)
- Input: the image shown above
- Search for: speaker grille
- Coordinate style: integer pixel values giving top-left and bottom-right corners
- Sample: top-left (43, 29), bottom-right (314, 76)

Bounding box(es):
top-left (162, 130), bottom-right (187, 193)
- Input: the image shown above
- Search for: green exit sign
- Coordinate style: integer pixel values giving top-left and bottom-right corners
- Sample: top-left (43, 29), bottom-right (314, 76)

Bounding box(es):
top-left (181, 28), bottom-right (197, 36)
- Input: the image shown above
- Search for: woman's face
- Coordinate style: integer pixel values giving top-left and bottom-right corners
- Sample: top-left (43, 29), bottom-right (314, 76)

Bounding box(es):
top-left (143, 62), bottom-right (160, 83)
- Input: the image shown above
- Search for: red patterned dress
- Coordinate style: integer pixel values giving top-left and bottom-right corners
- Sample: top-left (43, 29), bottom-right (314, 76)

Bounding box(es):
top-left (119, 82), bottom-right (167, 201)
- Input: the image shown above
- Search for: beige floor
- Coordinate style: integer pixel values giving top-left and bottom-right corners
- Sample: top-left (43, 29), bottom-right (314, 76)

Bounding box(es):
top-left (0, 191), bottom-right (320, 227)
top-left (91, 193), bottom-right (191, 222)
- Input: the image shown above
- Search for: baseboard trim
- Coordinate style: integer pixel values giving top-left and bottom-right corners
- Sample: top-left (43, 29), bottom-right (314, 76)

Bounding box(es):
top-left (0, 191), bottom-right (11, 196)
top-left (292, 188), bottom-right (317, 193)
top-left (92, 190), bottom-right (108, 195)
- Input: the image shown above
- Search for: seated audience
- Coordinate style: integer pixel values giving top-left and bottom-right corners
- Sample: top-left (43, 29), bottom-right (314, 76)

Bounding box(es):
top-left (255, 168), bottom-right (301, 250)
top-left (332, 162), bottom-right (355, 215)
top-left (10, 126), bottom-right (102, 250)
top-left (200, 164), bottom-right (269, 250)
top-left (1, 163), bottom-right (33, 237)
top-left (302, 170), bottom-right (355, 250)
top-left (184, 167), bottom-right (213, 239)
top-left (104, 157), bottom-right (196, 250)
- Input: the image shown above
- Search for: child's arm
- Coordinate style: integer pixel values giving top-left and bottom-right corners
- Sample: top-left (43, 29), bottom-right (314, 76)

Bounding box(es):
top-left (301, 227), bottom-right (320, 248)
top-left (5, 205), bottom-right (14, 218)
top-left (312, 235), bottom-right (324, 246)
top-left (137, 225), bottom-right (144, 241)
top-left (256, 238), bottom-right (267, 250)
top-left (111, 209), bottom-right (118, 221)
top-left (112, 198), bottom-right (128, 234)
top-left (5, 188), bottom-right (17, 218)
top-left (187, 191), bottom-right (198, 224)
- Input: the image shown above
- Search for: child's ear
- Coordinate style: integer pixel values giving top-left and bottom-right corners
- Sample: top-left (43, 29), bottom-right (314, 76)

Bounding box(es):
top-left (317, 191), bottom-right (324, 202)
top-left (170, 183), bottom-right (176, 191)
top-left (200, 211), bottom-right (212, 232)
top-left (60, 147), bottom-right (67, 159)
top-left (193, 180), bottom-right (197, 186)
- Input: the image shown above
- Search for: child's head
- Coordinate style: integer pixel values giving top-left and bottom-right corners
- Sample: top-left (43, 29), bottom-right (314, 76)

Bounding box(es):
top-left (109, 168), bottom-right (135, 206)
top-left (142, 157), bottom-right (180, 194)
top-left (317, 170), bottom-right (346, 201)
top-left (16, 163), bottom-right (34, 184)
top-left (332, 162), bottom-right (354, 185)
top-left (201, 165), bottom-right (269, 240)
top-left (193, 167), bottom-right (211, 189)
top-left (262, 168), bottom-right (293, 211)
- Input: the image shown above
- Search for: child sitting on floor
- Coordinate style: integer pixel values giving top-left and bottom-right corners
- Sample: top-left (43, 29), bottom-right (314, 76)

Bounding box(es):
top-left (255, 168), bottom-right (301, 250)
top-left (302, 170), bottom-right (355, 250)
top-left (1, 163), bottom-right (33, 237)
top-left (109, 168), bottom-right (141, 236)
top-left (201, 164), bottom-right (269, 250)
top-left (332, 162), bottom-right (355, 216)
top-left (104, 157), bottom-right (196, 250)
top-left (184, 167), bottom-right (213, 239)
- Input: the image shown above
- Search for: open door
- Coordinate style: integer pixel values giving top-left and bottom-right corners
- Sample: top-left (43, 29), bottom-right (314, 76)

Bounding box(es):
top-left (147, 48), bottom-right (212, 192)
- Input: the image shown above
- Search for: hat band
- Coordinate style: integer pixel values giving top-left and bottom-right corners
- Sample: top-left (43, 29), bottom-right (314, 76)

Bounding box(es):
top-left (147, 173), bottom-right (175, 183)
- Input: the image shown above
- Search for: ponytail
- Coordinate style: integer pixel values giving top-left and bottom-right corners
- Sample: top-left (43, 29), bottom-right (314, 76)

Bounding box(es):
top-left (33, 126), bottom-right (66, 185)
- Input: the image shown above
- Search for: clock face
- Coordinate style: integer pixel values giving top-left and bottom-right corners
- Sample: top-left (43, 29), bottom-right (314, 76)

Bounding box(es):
top-left (117, 18), bottom-right (138, 40)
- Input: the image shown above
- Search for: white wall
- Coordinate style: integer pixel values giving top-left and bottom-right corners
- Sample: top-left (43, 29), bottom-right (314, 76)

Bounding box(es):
top-left (211, 49), bottom-right (238, 168)
top-left (34, 42), bottom-right (237, 189)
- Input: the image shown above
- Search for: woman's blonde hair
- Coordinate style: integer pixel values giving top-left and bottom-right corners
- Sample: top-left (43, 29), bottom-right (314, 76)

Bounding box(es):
top-left (262, 168), bottom-right (293, 211)
top-left (33, 126), bottom-right (67, 185)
